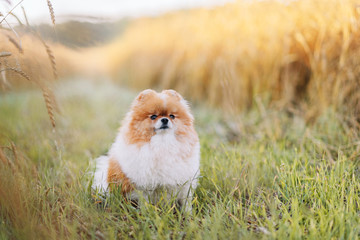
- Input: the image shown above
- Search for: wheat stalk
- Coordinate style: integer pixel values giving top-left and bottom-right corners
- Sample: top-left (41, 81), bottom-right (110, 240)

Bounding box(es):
top-left (7, 35), bottom-right (23, 53)
top-left (46, 0), bottom-right (55, 26)
top-left (40, 84), bottom-right (56, 128)
top-left (40, 38), bottom-right (58, 79)
top-left (1, 67), bottom-right (30, 81)
top-left (0, 65), bottom-right (56, 128)
top-left (44, 42), bottom-right (57, 79)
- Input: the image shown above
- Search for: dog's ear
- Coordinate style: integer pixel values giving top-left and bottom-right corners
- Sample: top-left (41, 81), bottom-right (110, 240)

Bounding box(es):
top-left (162, 89), bottom-right (183, 101)
top-left (136, 89), bottom-right (156, 102)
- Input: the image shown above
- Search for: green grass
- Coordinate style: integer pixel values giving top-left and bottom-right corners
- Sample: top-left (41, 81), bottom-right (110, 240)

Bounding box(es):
top-left (0, 80), bottom-right (359, 239)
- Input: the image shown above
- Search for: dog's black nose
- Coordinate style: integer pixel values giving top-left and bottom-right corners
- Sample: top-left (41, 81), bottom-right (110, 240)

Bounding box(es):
top-left (161, 118), bottom-right (169, 124)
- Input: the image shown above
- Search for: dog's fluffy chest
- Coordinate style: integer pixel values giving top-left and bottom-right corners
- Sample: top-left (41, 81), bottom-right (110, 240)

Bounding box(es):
top-left (110, 133), bottom-right (199, 189)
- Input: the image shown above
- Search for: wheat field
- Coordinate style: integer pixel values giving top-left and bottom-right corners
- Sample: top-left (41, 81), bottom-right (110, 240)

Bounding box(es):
top-left (106, 0), bottom-right (360, 120)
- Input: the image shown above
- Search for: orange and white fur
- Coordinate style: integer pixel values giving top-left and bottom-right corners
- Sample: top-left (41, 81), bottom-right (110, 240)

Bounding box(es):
top-left (92, 89), bottom-right (200, 212)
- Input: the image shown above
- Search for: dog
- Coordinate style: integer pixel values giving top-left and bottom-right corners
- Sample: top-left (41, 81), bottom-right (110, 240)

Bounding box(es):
top-left (92, 89), bottom-right (200, 212)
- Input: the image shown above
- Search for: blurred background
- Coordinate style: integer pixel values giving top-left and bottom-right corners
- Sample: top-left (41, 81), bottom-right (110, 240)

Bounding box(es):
top-left (1, 0), bottom-right (360, 121)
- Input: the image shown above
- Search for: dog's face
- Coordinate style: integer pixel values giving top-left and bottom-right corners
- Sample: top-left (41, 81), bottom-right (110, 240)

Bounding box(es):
top-left (124, 89), bottom-right (195, 145)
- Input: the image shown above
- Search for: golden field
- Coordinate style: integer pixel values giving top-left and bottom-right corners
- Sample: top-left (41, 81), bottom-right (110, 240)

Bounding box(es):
top-left (106, 0), bottom-right (360, 120)
top-left (0, 32), bottom-right (70, 87)
top-left (2, 0), bottom-right (360, 121)
top-left (0, 30), bottom-right (110, 89)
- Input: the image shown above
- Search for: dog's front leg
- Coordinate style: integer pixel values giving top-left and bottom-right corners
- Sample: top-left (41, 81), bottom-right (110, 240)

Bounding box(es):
top-left (178, 185), bottom-right (193, 214)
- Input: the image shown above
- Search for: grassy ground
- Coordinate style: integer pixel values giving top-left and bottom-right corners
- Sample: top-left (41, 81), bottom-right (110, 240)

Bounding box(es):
top-left (0, 80), bottom-right (359, 239)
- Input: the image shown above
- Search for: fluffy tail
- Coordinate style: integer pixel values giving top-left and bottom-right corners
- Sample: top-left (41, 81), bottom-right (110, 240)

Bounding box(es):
top-left (92, 155), bottom-right (110, 193)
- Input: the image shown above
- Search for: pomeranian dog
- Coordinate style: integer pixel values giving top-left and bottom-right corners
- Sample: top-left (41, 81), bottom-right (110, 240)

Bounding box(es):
top-left (92, 89), bottom-right (200, 212)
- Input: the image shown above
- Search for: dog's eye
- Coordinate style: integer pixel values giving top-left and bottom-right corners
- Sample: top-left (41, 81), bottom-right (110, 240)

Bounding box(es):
top-left (169, 114), bottom-right (175, 119)
top-left (150, 115), bottom-right (157, 120)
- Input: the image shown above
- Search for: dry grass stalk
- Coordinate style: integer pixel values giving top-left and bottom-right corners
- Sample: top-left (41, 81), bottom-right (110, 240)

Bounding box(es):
top-left (0, 52), bottom-right (11, 57)
top-left (0, 60), bottom-right (8, 88)
top-left (41, 39), bottom-right (58, 79)
top-left (33, 32), bottom-right (58, 80)
top-left (0, 64), bottom-right (57, 128)
top-left (9, 12), bottom-right (23, 26)
top-left (46, 0), bottom-right (55, 26)
top-left (8, 35), bottom-right (23, 53)
top-left (0, 147), bottom-right (8, 165)
top-left (0, 146), bottom-right (15, 171)
top-left (2, 0), bottom-right (11, 6)
top-left (40, 84), bottom-right (56, 128)
top-left (21, 6), bottom-right (30, 27)
top-left (1, 67), bottom-right (30, 81)
top-left (10, 141), bottom-right (18, 164)
top-left (0, 0), bottom-right (24, 24)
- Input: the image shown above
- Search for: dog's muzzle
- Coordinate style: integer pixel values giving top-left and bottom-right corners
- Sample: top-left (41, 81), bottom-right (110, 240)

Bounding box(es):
top-left (159, 117), bottom-right (169, 129)
top-left (155, 117), bottom-right (172, 131)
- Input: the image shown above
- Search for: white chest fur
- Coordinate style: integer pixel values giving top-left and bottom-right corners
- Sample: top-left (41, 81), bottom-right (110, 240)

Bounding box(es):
top-left (109, 130), bottom-right (200, 190)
